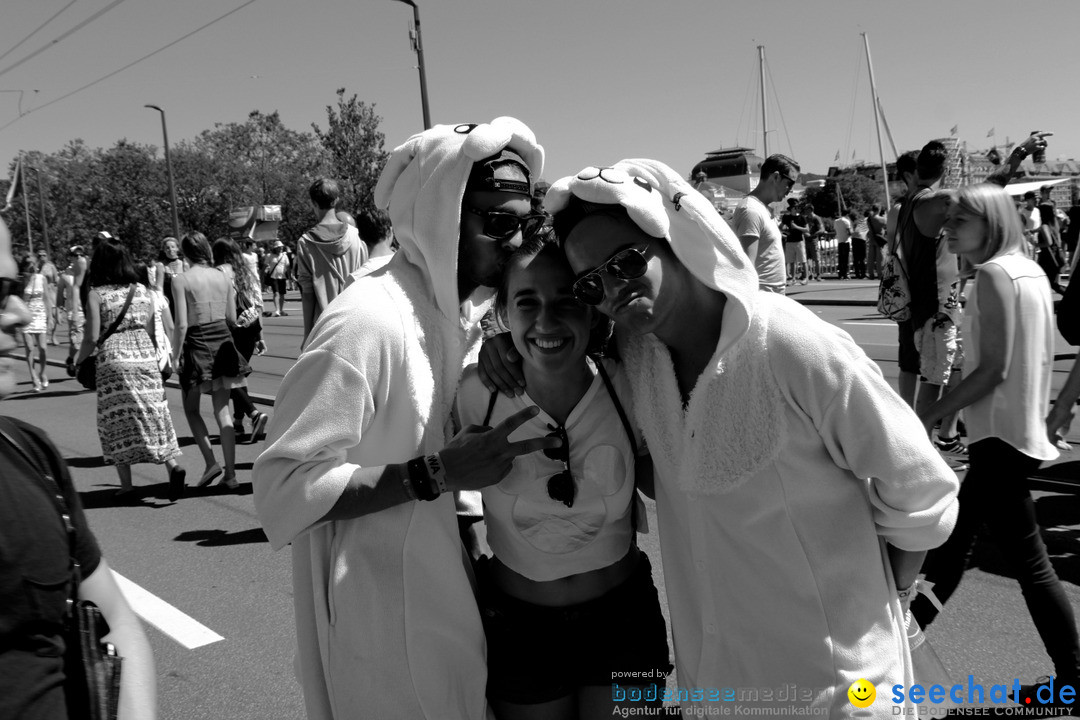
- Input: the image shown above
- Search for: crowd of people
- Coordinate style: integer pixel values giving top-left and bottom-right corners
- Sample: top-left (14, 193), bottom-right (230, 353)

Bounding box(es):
top-left (1, 117), bottom-right (1078, 720)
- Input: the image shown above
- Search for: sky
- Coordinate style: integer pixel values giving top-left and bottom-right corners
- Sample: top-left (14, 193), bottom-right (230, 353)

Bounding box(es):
top-left (2, 0), bottom-right (1079, 191)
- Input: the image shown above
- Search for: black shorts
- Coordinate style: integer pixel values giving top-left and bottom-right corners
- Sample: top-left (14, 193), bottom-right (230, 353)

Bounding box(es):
top-left (897, 318), bottom-right (919, 374)
top-left (268, 277), bottom-right (287, 296)
top-left (479, 552), bottom-right (672, 705)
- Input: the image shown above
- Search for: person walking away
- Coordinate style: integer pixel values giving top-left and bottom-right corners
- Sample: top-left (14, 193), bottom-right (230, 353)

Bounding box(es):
top-left (253, 117), bottom-right (557, 720)
top-left (264, 240), bottom-right (289, 317)
top-left (833, 211), bottom-right (852, 279)
top-left (914, 183), bottom-right (1080, 712)
top-left (295, 179), bottom-right (368, 347)
top-left (213, 237), bottom-right (269, 444)
top-left (19, 256), bottom-right (50, 391)
top-left (63, 245), bottom-right (88, 374)
top-left (731, 155), bottom-right (799, 293)
top-left (37, 249), bottom-right (59, 345)
top-left (72, 238), bottom-right (185, 501)
top-left (850, 210), bottom-right (869, 279)
top-left (172, 232), bottom-right (251, 491)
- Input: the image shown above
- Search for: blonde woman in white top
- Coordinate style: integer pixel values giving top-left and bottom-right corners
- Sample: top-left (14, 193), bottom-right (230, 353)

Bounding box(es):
top-left (915, 183), bottom-right (1078, 707)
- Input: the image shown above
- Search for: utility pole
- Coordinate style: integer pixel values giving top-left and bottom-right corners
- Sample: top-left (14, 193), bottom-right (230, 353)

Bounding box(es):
top-left (145, 105), bottom-right (181, 240)
top-left (393, 0), bottom-right (431, 129)
top-left (34, 163), bottom-right (49, 256)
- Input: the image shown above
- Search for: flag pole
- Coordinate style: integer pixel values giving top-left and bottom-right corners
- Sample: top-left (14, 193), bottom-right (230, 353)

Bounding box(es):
top-left (20, 152), bottom-right (33, 254)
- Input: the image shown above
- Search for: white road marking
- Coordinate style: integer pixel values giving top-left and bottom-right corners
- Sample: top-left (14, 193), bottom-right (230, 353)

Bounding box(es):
top-left (112, 571), bottom-right (224, 650)
top-left (843, 321), bottom-right (895, 327)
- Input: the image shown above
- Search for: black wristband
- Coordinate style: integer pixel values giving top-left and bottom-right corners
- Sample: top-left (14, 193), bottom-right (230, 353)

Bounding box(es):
top-left (407, 457), bottom-right (438, 501)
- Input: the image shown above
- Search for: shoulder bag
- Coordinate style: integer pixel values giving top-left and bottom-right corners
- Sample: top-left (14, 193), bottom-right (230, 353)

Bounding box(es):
top-left (877, 209), bottom-right (912, 322)
top-left (0, 418), bottom-right (122, 720)
top-left (77, 285), bottom-right (136, 391)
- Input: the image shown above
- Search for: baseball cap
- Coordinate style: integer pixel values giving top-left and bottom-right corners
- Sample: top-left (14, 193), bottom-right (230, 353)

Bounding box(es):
top-left (465, 150), bottom-right (532, 196)
top-left (69, 245), bottom-right (85, 256)
top-left (271, 240), bottom-right (284, 249)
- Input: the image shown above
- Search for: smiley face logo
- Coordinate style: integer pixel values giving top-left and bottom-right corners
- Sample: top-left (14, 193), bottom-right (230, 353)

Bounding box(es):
top-left (847, 679), bottom-right (876, 708)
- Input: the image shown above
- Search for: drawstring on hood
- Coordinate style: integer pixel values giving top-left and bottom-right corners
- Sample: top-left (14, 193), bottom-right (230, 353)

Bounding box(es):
top-left (374, 117), bottom-right (545, 323)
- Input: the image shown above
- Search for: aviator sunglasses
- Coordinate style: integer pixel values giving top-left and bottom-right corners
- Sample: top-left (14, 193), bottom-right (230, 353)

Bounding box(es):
top-left (543, 424), bottom-right (575, 508)
top-left (571, 246), bottom-right (649, 306)
top-left (464, 206), bottom-right (546, 242)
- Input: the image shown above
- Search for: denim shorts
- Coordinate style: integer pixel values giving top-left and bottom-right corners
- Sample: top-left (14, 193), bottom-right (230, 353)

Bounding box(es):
top-left (478, 552), bottom-right (672, 705)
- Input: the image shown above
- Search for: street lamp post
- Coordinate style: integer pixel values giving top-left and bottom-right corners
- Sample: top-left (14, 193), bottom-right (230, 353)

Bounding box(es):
top-left (144, 104), bottom-right (181, 240)
top-left (392, 0), bottom-right (431, 130)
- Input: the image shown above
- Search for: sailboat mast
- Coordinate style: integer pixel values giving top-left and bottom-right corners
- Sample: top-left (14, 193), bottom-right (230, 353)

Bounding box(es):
top-left (758, 45), bottom-right (768, 158)
top-left (862, 33), bottom-right (891, 210)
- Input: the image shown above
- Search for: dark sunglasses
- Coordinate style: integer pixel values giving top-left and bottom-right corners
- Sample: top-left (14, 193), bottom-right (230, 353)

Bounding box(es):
top-left (464, 206), bottom-right (546, 241)
top-left (543, 425), bottom-right (575, 508)
top-left (571, 246), bottom-right (649, 306)
top-left (0, 277), bottom-right (24, 306)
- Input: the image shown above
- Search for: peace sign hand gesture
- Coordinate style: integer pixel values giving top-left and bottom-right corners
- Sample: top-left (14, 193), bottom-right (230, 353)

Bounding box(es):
top-left (441, 406), bottom-right (562, 492)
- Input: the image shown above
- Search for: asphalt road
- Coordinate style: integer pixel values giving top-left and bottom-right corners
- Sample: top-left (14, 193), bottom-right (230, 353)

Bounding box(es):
top-left (3, 288), bottom-right (1079, 719)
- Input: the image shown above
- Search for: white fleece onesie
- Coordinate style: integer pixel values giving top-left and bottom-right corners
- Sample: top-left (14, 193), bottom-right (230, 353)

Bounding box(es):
top-left (253, 118), bottom-right (543, 720)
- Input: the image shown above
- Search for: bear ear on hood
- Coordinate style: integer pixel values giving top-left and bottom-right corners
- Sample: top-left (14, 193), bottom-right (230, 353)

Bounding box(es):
top-left (373, 117), bottom-right (544, 212)
top-left (460, 117), bottom-right (544, 182)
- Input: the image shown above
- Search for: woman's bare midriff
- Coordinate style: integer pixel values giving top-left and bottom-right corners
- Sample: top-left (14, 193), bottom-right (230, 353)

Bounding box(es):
top-left (490, 545), bottom-right (639, 607)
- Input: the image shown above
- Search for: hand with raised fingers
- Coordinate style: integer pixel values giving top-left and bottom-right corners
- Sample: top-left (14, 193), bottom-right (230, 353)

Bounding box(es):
top-left (441, 406), bottom-right (562, 492)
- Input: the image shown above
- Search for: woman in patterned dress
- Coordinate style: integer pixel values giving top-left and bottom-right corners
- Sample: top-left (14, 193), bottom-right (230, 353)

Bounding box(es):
top-left (73, 238), bottom-right (186, 501)
top-left (19, 256), bottom-right (50, 391)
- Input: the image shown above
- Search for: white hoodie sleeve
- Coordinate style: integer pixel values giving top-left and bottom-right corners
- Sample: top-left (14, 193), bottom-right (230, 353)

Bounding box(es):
top-left (768, 300), bottom-right (959, 551)
top-left (253, 346), bottom-right (380, 550)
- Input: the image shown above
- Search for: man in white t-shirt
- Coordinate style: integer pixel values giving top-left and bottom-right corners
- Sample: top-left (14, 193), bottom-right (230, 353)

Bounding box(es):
top-left (732, 154), bottom-right (800, 293)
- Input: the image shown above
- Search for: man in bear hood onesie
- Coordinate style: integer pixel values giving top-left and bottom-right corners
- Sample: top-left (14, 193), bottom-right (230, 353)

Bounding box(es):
top-left (541, 160), bottom-right (960, 718)
top-left (253, 118), bottom-right (556, 720)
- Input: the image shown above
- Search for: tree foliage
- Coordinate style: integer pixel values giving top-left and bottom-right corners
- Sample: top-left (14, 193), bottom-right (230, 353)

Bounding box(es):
top-left (1, 90), bottom-right (389, 262)
top-left (312, 88), bottom-right (389, 218)
top-left (804, 172), bottom-right (888, 219)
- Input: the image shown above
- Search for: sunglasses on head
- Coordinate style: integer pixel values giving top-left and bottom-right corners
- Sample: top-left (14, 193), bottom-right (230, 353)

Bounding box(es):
top-left (543, 424), bottom-right (575, 508)
top-left (464, 206), bottom-right (546, 242)
top-left (571, 246), bottom-right (649, 306)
